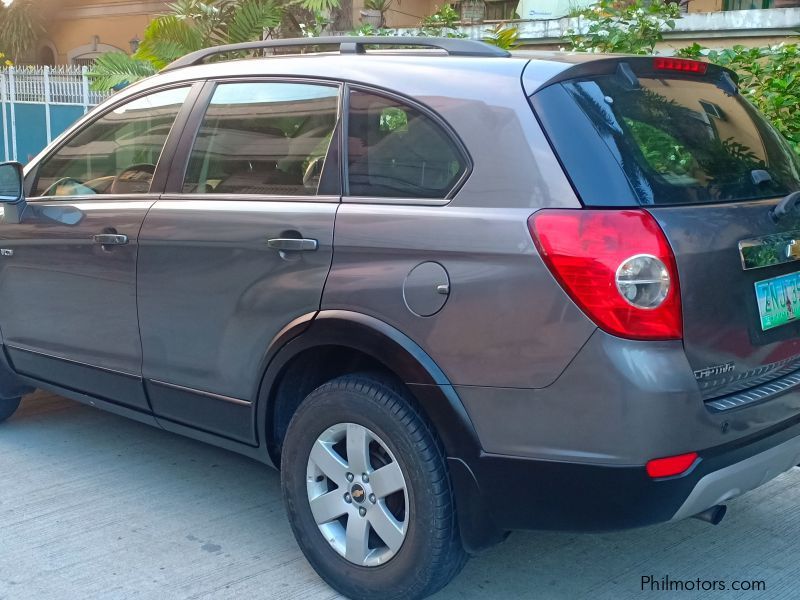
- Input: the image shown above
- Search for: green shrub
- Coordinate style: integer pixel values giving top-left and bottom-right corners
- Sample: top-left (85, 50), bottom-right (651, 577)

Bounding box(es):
top-left (565, 0), bottom-right (679, 55)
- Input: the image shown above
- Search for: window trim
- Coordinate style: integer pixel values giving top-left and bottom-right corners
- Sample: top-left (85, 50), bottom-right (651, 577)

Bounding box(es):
top-left (26, 81), bottom-right (205, 202)
top-left (164, 77), bottom-right (344, 202)
top-left (342, 82), bottom-right (473, 206)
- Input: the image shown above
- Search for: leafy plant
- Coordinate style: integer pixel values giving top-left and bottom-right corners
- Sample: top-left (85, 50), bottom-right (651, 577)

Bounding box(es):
top-left (87, 52), bottom-right (158, 91)
top-left (565, 0), bottom-right (680, 55)
top-left (483, 23), bottom-right (521, 51)
top-left (363, 0), bottom-right (393, 11)
top-left (361, 0), bottom-right (398, 27)
top-left (0, 0), bottom-right (44, 62)
top-left (419, 5), bottom-right (465, 38)
top-left (90, 0), bottom-right (283, 91)
top-left (348, 23), bottom-right (396, 36)
top-left (299, 11), bottom-right (332, 37)
top-left (678, 42), bottom-right (800, 155)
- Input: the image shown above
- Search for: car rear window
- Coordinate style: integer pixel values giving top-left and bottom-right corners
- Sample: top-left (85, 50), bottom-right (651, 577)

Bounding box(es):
top-left (535, 72), bottom-right (800, 206)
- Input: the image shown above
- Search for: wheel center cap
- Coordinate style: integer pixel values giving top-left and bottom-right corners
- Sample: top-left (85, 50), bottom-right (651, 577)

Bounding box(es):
top-left (350, 484), bottom-right (366, 503)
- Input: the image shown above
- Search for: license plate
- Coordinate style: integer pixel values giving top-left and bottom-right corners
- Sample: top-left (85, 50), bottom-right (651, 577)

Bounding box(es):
top-left (755, 271), bottom-right (800, 331)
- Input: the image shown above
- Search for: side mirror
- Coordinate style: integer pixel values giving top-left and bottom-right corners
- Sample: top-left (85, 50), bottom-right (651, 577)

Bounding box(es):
top-left (0, 161), bottom-right (24, 204)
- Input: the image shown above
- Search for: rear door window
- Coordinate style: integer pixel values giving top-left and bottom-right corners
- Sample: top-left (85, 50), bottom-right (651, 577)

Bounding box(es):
top-left (183, 82), bottom-right (339, 196)
top-left (536, 72), bottom-right (800, 206)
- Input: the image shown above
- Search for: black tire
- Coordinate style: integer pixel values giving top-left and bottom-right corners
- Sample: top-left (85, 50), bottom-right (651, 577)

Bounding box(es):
top-left (281, 374), bottom-right (468, 600)
top-left (0, 396), bottom-right (21, 423)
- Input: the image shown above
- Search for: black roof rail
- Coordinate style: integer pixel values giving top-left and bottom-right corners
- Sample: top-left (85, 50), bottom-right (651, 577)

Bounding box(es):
top-left (162, 36), bottom-right (511, 72)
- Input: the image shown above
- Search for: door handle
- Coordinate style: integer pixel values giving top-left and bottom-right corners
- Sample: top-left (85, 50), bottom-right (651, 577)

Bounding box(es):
top-left (93, 233), bottom-right (129, 246)
top-left (267, 238), bottom-right (318, 252)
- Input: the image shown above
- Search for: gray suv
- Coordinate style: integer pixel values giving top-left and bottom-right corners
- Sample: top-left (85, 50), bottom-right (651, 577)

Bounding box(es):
top-left (2, 37), bottom-right (800, 600)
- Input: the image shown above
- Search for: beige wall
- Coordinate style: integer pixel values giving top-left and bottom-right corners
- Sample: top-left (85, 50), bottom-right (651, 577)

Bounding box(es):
top-left (38, 0), bottom-right (169, 65)
top-left (689, 0), bottom-right (725, 12)
top-left (362, 0), bottom-right (738, 29)
top-left (350, 0), bottom-right (434, 28)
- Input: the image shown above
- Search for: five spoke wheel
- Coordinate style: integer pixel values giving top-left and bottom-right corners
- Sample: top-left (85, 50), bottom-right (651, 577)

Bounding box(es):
top-left (306, 422), bottom-right (408, 566)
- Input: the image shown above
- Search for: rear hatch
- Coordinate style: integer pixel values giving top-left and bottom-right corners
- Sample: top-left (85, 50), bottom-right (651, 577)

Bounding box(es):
top-left (528, 56), bottom-right (800, 405)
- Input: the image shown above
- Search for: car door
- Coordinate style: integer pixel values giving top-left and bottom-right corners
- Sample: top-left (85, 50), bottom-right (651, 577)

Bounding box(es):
top-left (137, 80), bottom-right (341, 443)
top-left (0, 85), bottom-right (195, 411)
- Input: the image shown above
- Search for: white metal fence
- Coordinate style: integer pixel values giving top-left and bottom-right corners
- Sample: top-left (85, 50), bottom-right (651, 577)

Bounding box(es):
top-left (0, 66), bottom-right (114, 162)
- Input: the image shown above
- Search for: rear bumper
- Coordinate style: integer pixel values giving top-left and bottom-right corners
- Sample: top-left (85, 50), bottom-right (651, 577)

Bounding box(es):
top-left (454, 412), bottom-right (800, 540)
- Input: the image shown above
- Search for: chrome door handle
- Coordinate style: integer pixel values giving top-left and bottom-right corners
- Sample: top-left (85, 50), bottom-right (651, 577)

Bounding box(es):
top-left (93, 234), bottom-right (128, 246)
top-left (267, 238), bottom-right (318, 252)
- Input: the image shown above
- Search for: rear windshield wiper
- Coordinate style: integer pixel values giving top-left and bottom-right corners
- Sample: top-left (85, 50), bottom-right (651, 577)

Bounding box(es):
top-left (769, 190), bottom-right (800, 223)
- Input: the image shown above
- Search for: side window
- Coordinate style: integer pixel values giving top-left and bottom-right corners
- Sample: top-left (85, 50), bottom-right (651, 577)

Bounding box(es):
top-left (347, 90), bottom-right (467, 199)
top-left (33, 87), bottom-right (190, 198)
top-left (183, 82), bottom-right (339, 196)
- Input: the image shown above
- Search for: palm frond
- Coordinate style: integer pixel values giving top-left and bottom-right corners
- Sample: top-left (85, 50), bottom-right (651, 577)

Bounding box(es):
top-left (295, 0), bottom-right (342, 14)
top-left (88, 53), bottom-right (157, 92)
top-left (136, 15), bottom-right (206, 69)
top-left (227, 0), bottom-right (283, 45)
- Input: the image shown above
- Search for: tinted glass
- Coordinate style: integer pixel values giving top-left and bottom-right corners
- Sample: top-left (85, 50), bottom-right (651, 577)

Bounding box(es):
top-left (347, 90), bottom-right (467, 199)
top-left (183, 82), bottom-right (339, 196)
top-left (34, 87), bottom-right (190, 197)
top-left (558, 76), bottom-right (800, 205)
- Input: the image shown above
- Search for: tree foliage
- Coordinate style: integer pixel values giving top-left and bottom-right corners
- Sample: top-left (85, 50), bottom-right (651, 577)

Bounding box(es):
top-left (0, 0), bottom-right (44, 62)
top-left (90, 0), bottom-right (284, 91)
top-left (565, 0), bottom-right (679, 55)
top-left (482, 23), bottom-right (521, 51)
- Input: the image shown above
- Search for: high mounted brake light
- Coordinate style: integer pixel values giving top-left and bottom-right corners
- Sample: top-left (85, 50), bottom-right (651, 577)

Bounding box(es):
top-left (528, 209), bottom-right (683, 341)
top-left (654, 57), bottom-right (708, 75)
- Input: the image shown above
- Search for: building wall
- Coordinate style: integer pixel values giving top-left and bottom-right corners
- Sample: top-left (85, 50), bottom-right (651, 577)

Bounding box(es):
top-left (37, 0), bottom-right (170, 65)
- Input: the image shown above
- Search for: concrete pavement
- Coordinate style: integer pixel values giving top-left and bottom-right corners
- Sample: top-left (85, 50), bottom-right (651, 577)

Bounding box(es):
top-left (1, 391), bottom-right (798, 600)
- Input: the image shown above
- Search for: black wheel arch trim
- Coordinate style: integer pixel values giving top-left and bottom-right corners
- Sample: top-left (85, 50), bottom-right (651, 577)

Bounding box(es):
top-left (256, 310), bottom-right (477, 455)
top-left (256, 310), bottom-right (504, 553)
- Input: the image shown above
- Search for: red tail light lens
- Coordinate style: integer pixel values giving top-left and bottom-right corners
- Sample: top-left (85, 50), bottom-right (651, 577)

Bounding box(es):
top-left (654, 57), bottom-right (708, 75)
top-left (646, 452), bottom-right (698, 478)
top-left (528, 209), bottom-right (682, 341)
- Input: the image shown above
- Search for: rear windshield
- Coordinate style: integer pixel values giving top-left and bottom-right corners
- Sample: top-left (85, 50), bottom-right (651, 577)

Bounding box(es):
top-left (537, 73), bottom-right (800, 206)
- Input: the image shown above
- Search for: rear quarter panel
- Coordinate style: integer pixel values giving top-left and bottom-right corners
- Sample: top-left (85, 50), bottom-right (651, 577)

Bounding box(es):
top-left (324, 63), bottom-right (595, 388)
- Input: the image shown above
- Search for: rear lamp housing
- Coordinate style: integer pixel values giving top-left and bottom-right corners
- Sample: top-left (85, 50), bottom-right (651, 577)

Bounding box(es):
top-left (528, 209), bottom-right (682, 341)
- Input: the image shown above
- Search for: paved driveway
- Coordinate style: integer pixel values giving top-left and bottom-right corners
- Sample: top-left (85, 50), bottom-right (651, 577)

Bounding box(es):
top-left (1, 391), bottom-right (797, 600)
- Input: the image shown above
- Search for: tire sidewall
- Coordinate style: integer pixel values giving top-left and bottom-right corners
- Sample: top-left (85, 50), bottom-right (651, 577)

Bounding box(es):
top-left (282, 381), bottom-right (450, 598)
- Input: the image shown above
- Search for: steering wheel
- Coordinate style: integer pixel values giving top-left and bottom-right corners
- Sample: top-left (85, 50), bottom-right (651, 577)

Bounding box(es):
top-left (110, 164), bottom-right (157, 195)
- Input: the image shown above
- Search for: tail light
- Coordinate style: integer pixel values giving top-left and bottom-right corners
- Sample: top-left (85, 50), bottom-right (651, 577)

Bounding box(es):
top-left (528, 209), bottom-right (682, 341)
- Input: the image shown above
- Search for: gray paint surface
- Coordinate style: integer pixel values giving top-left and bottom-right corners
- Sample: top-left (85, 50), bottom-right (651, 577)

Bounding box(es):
top-left (323, 204), bottom-right (596, 388)
top-left (137, 197), bottom-right (337, 402)
top-left (1, 392), bottom-right (797, 600)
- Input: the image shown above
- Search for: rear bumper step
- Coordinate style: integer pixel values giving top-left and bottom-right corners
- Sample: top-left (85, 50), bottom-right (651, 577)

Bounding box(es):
top-left (672, 433), bottom-right (800, 520)
top-left (706, 367), bottom-right (800, 412)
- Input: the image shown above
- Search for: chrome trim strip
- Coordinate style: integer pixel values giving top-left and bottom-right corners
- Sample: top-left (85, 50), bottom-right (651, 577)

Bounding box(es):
top-left (343, 195), bottom-right (450, 206)
top-left (157, 194), bottom-right (341, 204)
top-left (706, 371), bottom-right (800, 412)
top-left (738, 230), bottom-right (800, 270)
top-left (149, 379), bottom-right (253, 406)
